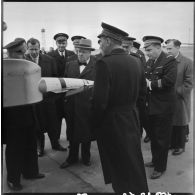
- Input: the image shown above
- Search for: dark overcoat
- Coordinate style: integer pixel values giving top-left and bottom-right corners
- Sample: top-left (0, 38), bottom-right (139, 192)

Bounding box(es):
top-left (91, 48), bottom-right (148, 193)
top-left (172, 53), bottom-right (193, 125)
top-left (47, 49), bottom-right (75, 77)
top-left (137, 49), bottom-right (147, 67)
top-left (47, 49), bottom-right (75, 130)
top-left (64, 56), bottom-right (96, 142)
top-left (144, 51), bottom-right (177, 115)
top-left (25, 53), bottom-right (59, 133)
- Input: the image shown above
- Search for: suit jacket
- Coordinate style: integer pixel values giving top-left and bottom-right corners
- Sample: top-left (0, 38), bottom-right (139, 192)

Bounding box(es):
top-left (47, 49), bottom-right (75, 77)
top-left (145, 51), bottom-right (177, 115)
top-left (25, 53), bottom-right (59, 132)
top-left (91, 48), bottom-right (148, 193)
top-left (173, 52), bottom-right (193, 125)
top-left (64, 56), bottom-right (96, 142)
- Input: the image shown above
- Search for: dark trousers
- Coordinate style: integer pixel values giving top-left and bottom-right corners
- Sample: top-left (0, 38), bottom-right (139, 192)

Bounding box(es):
top-left (37, 128), bottom-right (60, 150)
top-left (137, 102), bottom-right (150, 138)
top-left (171, 125), bottom-right (187, 149)
top-left (56, 97), bottom-right (65, 140)
top-left (67, 141), bottom-right (91, 163)
top-left (149, 113), bottom-right (173, 172)
top-left (5, 125), bottom-right (39, 184)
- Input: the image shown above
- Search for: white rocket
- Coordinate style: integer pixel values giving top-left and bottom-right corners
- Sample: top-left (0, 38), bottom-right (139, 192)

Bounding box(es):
top-left (3, 59), bottom-right (94, 107)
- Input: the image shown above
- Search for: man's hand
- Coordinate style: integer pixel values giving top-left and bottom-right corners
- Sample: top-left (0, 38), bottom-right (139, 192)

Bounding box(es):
top-left (146, 78), bottom-right (152, 90)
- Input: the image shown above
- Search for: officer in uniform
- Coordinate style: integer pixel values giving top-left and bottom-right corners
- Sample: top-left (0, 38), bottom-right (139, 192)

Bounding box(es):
top-left (68, 35), bottom-right (87, 61)
top-left (3, 38), bottom-right (45, 191)
top-left (121, 36), bottom-right (136, 54)
top-left (71, 35), bottom-right (86, 54)
top-left (91, 22), bottom-right (148, 193)
top-left (143, 36), bottom-right (177, 179)
top-left (47, 33), bottom-right (75, 151)
top-left (132, 41), bottom-right (147, 67)
top-left (122, 37), bottom-right (150, 143)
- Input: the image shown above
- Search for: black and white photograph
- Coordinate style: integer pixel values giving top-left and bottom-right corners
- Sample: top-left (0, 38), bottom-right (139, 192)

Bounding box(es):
top-left (2, 1), bottom-right (194, 194)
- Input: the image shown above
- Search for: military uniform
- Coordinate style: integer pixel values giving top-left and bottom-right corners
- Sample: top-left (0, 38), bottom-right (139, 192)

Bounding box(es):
top-left (130, 52), bottom-right (149, 138)
top-left (47, 33), bottom-right (75, 145)
top-left (91, 22), bottom-right (148, 193)
top-left (143, 36), bottom-right (177, 176)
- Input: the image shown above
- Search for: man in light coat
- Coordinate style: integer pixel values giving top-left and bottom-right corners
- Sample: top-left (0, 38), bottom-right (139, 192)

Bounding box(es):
top-left (165, 39), bottom-right (193, 155)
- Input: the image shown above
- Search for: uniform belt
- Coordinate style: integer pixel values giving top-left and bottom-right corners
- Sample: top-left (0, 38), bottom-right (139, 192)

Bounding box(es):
top-left (107, 104), bottom-right (136, 112)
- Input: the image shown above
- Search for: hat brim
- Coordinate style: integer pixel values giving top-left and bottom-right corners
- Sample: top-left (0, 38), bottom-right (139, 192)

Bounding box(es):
top-left (76, 46), bottom-right (95, 51)
top-left (4, 41), bottom-right (20, 49)
top-left (71, 36), bottom-right (86, 41)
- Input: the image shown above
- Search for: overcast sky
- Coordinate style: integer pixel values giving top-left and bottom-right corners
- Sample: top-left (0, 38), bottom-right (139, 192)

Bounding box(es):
top-left (3, 2), bottom-right (194, 51)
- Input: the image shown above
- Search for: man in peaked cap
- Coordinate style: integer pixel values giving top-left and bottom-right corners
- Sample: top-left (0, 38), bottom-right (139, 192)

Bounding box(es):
top-left (60, 39), bottom-right (96, 169)
top-left (91, 22), bottom-right (148, 193)
top-left (3, 38), bottom-right (45, 191)
top-left (68, 35), bottom-right (87, 61)
top-left (71, 35), bottom-right (86, 53)
top-left (143, 35), bottom-right (177, 179)
top-left (4, 38), bottom-right (27, 59)
top-left (121, 36), bottom-right (136, 54)
top-left (47, 33), bottom-right (75, 152)
top-left (130, 40), bottom-right (149, 143)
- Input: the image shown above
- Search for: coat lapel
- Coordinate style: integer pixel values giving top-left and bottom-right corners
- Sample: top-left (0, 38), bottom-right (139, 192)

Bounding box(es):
top-left (150, 51), bottom-right (165, 72)
top-left (79, 57), bottom-right (94, 78)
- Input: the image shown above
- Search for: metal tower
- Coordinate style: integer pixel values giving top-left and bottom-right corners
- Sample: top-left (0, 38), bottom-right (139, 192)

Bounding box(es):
top-left (41, 28), bottom-right (46, 49)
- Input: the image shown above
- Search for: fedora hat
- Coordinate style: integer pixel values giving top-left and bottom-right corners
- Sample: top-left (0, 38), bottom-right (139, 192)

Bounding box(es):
top-left (76, 39), bottom-right (95, 51)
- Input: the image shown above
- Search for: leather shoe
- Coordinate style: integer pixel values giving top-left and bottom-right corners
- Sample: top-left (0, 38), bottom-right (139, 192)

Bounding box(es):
top-left (172, 148), bottom-right (184, 155)
top-left (144, 135), bottom-right (150, 143)
top-left (23, 173), bottom-right (45, 180)
top-left (82, 161), bottom-right (91, 166)
top-left (144, 161), bottom-right (154, 167)
top-left (52, 144), bottom-right (67, 151)
top-left (60, 161), bottom-right (75, 169)
top-left (150, 170), bottom-right (163, 179)
top-left (7, 181), bottom-right (23, 191)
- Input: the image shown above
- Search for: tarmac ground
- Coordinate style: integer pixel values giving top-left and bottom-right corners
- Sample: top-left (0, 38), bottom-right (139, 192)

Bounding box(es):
top-left (2, 119), bottom-right (193, 194)
top-left (2, 92), bottom-right (194, 194)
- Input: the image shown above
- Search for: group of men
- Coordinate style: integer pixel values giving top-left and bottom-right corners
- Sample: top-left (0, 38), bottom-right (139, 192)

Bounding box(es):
top-left (3, 21), bottom-right (193, 193)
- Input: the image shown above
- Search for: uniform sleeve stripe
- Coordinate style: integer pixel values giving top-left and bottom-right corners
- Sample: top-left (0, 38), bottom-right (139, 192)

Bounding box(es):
top-left (158, 79), bottom-right (162, 88)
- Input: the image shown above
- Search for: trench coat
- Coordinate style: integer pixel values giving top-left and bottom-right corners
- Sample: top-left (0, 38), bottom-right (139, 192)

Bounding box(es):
top-left (64, 56), bottom-right (96, 142)
top-left (91, 48), bottom-right (148, 193)
top-left (172, 52), bottom-right (193, 126)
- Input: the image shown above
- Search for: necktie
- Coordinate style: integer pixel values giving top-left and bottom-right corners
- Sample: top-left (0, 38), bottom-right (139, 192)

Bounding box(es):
top-left (61, 52), bottom-right (64, 58)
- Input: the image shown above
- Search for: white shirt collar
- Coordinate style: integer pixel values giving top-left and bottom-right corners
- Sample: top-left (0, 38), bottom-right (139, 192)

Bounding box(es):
top-left (58, 50), bottom-right (65, 56)
top-left (86, 57), bottom-right (90, 64)
top-left (79, 57), bottom-right (90, 73)
top-left (175, 52), bottom-right (180, 59)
